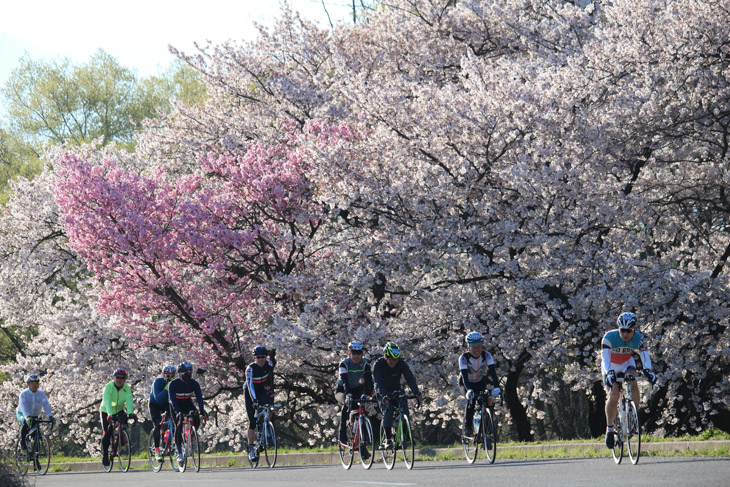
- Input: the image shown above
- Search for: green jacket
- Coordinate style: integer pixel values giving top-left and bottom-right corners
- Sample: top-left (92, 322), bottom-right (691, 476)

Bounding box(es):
top-left (99, 381), bottom-right (134, 415)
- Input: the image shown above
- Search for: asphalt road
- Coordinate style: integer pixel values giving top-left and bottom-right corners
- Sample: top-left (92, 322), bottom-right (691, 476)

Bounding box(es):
top-left (32, 457), bottom-right (730, 487)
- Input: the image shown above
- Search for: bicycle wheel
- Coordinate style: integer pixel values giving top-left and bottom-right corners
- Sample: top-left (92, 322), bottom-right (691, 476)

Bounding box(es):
top-left (148, 429), bottom-right (163, 472)
top-left (167, 430), bottom-right (180, 471)
top-left (338, 416), bottom-right (354, 469)
top-left (400, 415), bottom-right (415, 470)
top-left (34, 432), bottom-right (51, 475)
top-left (264, 420), bottom-right (277, 468)
top-left (463, 408), bottom-right (479, 464)
top-left (189, 427), bottom-right (201, 472)
top-left (379, 420), bottom-right (395, 470)
top-left (103, 430), bottom-right (115, 473)
top-left (611, 404), bottom-right (624, 464)
top-left (484, 407), bottom-right (497, 464)
top-left (359, 416), bottom-right (375, 469)
top-left (626, 400), bottom-right (641, 464)
top-left (118, 428), bottom-right (131, 472)
top-left (178, 426), bottom-right (188, 473)
top-left (15, 436), bottom-right (29, 476)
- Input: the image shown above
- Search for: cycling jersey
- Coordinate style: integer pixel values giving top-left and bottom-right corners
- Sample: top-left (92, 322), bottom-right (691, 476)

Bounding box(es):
top-left (337, 357), bottom-right (374, 395)
top-left (245, 357), bottom-right (276, 402)
top-left (168, 377), bottom-right (205, 415)
top-left (458, 350), bottom-right (498, 388)
top-left (372, 357), bottom-right (420, 397)
top-left (17, 388), bottom-right (52, 420)
top-left (99, 380), bottom-right (133, 415)
top-left (149, 377), bottom-right (171, 406)
top-left (601, 329), bottom-right (652, 375)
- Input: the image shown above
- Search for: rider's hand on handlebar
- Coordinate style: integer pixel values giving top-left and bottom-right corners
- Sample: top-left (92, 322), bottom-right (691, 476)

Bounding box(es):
top-left (492, 387), bottom-right (501, 396)
top-left (643, 369), bottom-right (657, 384)
top-left (605, 370), bottom-right (616, 388)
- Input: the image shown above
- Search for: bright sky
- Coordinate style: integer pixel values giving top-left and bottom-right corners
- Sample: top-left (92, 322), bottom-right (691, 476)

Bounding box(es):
top-left (0, 0), bottom-right (353, 91)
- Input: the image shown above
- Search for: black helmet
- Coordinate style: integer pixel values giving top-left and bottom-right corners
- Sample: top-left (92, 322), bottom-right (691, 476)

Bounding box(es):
top-left (178, 362), bottom-right (193, 374)
top-left (253, 345), bottom-right (268, 357)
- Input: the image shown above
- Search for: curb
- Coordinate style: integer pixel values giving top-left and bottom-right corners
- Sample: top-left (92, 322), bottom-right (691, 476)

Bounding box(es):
top-left (48, 440), bottom-right (730, 472)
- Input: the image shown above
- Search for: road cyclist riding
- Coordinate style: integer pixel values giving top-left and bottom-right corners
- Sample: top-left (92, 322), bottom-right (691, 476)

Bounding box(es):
top-left (168, 361), bottom-right (208, 472)
top-left (99, 368), bottom-right (138, 472)
top-left (15, 374), bottom-right (56, 476)
top-left (602, 312), bottom-right (657, 464)
top-left (244, 345), bottom-right (281, 467)
top-left (335, 340), bottom-right (376, 469)
top-left (373, 341), bottom-right (422, 470)
top-left (459, 331), bottom-right (501, 464)
top-left (147, 364), bottom-right (178, 471)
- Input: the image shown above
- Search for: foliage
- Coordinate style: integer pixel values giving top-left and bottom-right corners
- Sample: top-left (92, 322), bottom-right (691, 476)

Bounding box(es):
top-left (0, 0), bottom-right (728, 455)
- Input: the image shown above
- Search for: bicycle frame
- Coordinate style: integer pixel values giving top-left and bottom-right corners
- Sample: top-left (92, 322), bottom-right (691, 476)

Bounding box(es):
top-left (339, 397), bottom-right (376, 469)
top-left (379, 391), bottom-right (417, 470)
top-left (15, 416), bottom-right (53, 476)
top-left (178, 411), bottom-right (204, 473)
top-left (611, 374), bottom-right (647, 465)
top-left (104, 414), bottom-right (135, 473)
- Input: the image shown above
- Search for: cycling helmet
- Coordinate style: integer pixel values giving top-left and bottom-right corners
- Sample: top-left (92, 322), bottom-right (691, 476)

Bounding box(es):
top-left (349, 341), bottom-right (364, 352)
top-left (113, 368), bottom-right (127, 379)
top-left (466, 331), bottom-right (483, 346)
top-left (162, 365), bottom-right (176, 375)
top-left (178, 362), bottom-right (193, 374)
top-left (617, 312), bottom-right (637, 330)
top-left (253, 345), bottom-right (268, 357)
top-left (384, 341), bottom-right (401, 359)
top-left (26, 374), bottom-right (40, 383)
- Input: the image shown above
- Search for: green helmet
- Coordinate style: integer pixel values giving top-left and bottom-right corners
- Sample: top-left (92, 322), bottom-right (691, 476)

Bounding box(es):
top-left (384, 341), bottom-right (401, 359)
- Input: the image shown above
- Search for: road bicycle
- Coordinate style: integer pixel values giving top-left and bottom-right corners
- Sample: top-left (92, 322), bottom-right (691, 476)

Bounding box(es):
top-left (378, 390), bottom-right (418, 470)
top-left (14, 416), bottom-right (53, 476)
top-left (338, 395), bottom-right (376, 470)
top-left (462, 389), bottom-right (499, 464)
top-left (611, 373), bottom-right (648, 465)
top-left (177, 410), bottom-right (205, 473)
top-left (244, 403), bottom-right (282, 468)
top-left (148, 410), bottom-right (179, 472)
top-left (103, 413), bottom-right (136, 473)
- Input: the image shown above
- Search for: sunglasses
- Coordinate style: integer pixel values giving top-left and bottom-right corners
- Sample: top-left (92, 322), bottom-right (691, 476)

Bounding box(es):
top-left (255, 355), bottom-right (267, 359)
top-left (115, 376), bottom-right (127, 380)
top-left (28, 380), bottom-right (40, 384)
top-left (619, 328), bottom-right (634, 334)
top-left (350, 350), bottom-right (363, 355)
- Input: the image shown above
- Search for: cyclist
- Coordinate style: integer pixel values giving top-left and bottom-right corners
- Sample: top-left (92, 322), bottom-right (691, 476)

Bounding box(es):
top-left (149, 365), bottom-right (175, 461)
top-left (100, 368), bottom-right (137, 467)
top-left (602, 312), bottom-right (657, 449)
top-left (372, 342), bottom-right (422, 448)
top-left (459, 331), bottom-right (500, 436)
top-left (244, 345), bottom-right (276, 462)
top-left (16, 374), bottom-right (55, 457)
top-left (335, 341), bottom-right (375, 458)
top-left (168, 362), bottom-right (207, 464)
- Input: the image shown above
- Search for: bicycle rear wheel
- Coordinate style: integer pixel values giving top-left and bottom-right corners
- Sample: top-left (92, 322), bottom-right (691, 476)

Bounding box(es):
top-left (264, 420), bottom-right (277, 468)
top-left (189, 427), bottom-right (201, 472)
top-left (379, 421), bottom-right (395, 470)
top-left (359, 416), bottom-right (375, 469)
top-left (148, 430), bottom-right (162, 472)
top-left (34, 433), bottom-right (51, 475)
top-left (400, 415), bottom-right (415, 470)
top-left (338, 416), bottom-right (354, 469)
top-left (611, 405), bottom-right (624, 464)
top-left (118, 429), bottom-right (131, 472)
top-left (626, 400), bottom-right (641, 464)
top-left (15, 436), bottom-right (29, 476)
top-left (484, 408), bottom-right (497, 464)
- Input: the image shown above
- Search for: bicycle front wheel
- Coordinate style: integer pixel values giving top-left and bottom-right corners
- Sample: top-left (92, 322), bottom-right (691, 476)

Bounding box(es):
top-left (626, 400), bottom-right (641, 464)
top-left (484, 408), bottom-right (497, 464)
top-left (359, 416), bottom-right (375, 470)
top-left (15, 436), bottom-right (29, 476)
top-left (34, 433), bottom-right (51, 475)
top-left (103, 430), bottom-right (115, 473)
top-left (118, 429), bottom-right (131, 472)
top-left (611, 405), bottom-right (624, 464)
top-left (189, 427), bottom-right (201, 472)
top-left (400, 415), bottom-right (415, 470)
top-left (379, 421), bottom-right (395, 470)
top-left (463, 409), bottom-right (479, 464)
top-left (338, 416), bottom-right (354, 469)
top-left (264, 420), bottom-right (277, 468)
top-left (148, 429), bottom-right (162, 472)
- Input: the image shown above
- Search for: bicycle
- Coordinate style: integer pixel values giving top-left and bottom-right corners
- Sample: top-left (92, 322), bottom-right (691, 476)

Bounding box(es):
top-left (338, 395), bottom-right (377, 470)
top-left (462, 389), bottom-right (498, 464)
top-left (148, 411), bottom-right (179, 472)
top-left (103, 412), bottom-right (136, 473)
top-left (177, 410), bottom-right (205, 473)
top-left (14, 416), bottom-right (53, 476)
top-left (244, 402), bottom-right (282, 468)
top-left (378, 390), bottom-right (418, 470)
top-left (610, 373), bottom-right (648, 465)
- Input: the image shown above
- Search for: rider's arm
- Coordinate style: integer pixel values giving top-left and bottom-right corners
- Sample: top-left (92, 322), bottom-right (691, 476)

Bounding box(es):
top-left (101, 382), bottom-right (114, 414)
top-left (637, 335), bottom-right (652, 370)
top-left (17, 389), bottom-right (31, 418)
top-left (245, 364), bottom-right (257, 401)
top-left (363, 361), bottom-right (375, 395)
top-left (488, 364), bottom-right (499, 387)
top-left (151, 378), bottom-right (167, 404)
top-left (601, 335), bottom-right (613, 375)
top-left (168, 380), bottom-right (180, 413)
top-left (372, 360), bottom-right (387, 397)
top-left (40, 391), bottom-right (53, 417)
top-left (339, 360), bottom-right (351, 395)
top-left (400, 361), bottom-right (420, 397)
top-left (124, 384), bottom-right (134, 414)
top-left (458, 353), bottom-right (471, 388)
top-left (193, 380), bottom-right (205, 413)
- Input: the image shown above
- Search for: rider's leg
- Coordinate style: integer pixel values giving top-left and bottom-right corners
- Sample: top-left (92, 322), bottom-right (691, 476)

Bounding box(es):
top-left (605, 383), bottom-right (621, 426)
